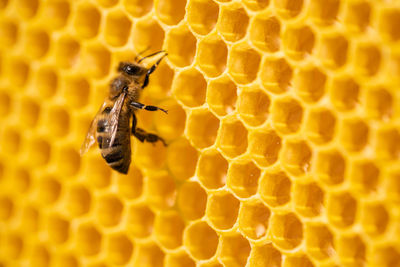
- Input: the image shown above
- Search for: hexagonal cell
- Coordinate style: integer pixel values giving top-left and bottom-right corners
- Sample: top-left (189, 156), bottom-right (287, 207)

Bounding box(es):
top-left (349, 160), bottom-right (379, 195)
top-left (237, 86), bottom-right (269, 127)
top-left (154, 100), bottom-right (186, 140)
top-left (206, 191), bottom-right (240, 230)
top-left (283, 25), bottom-right (315, 60)
top-left (360, 202), bottom-right (389, 236)
top-left (0, 196), bottom-right (13, 220)
top-left (260, 57), bottom-right (292, 93)
top-left (327, 191), bottom-right (356, 228)
top-left (370, 245), bottom-right (400, 267)
top-left (343, 1), bottom-right (371, 32)
top-left (73, 3), bottom-right (101, 39)
top-left (227, 159), bottom-right (260, 198)
top-left (132, 18), bottom-right (164, 53)
top-left (206, 76), bottom-right (236, 116)
top-left (329, 76), bottom-right (359, 111)
top-left (1, 233), bottom-right (23, 259)
top-left (133, 138), bottom-right (167, 170)
top-left (126, 203), bottom-right (154, 238)
top-left (154, 211), bottom-right (185, 249)
top-left (386, 170), bottom-right (400, 202)
top-left (19, 97), bottom-right (40, 128)
top-left (172, 68), bottom-right (206, 107)
top-left (81, 44), bottom-right (111, 79)
top-left (155, 0), bottom-right (186, 25)
top-left (354, 42), bottom-right (381, 77)
top-left (165, 251), bottom-right (195, 267)
top-left (167, 138), bottom-right (198, 180)
top-left (197, 35), bottom-right (228, 78)
top-left (284, 254), bottom-right (314, 267)
top-left (36, 175), bottom-right (61, 205)
top-left (55, 36), bottom-right (80, 69)
top-left (228, 42), bottom-right (261, 84)
top-left (364, 87), bottom-right (393, 120)
top-left (305, 223), bottom-right (335, 260)
top-left (83, 156), bottom-right (111, 188)
top-left (186, 108), bottom-right (219, 149)
top-left (271, 212), bottom-right (303, 250)
top-left (45, 106), bottom-right (70, 137)
top-left (273, 0), bottom-right (303, 19)
top-left (15, 0), bottom-right (39, 19)
top-left (309, 0), bottom-right (339, 25)
top-left (132, 242), bottom-right (164, 267)
top-left (217, 117), bottom-right (248, 158)
top-left (56, 147), bottom-right (80, 177)
top-left (19, 206), bottom-right (39, 232)
top-left (238, 200), bottom-right (270, 240)
top-left (46, 214), bottom-right (69, 244)
top-left (29, 244), bottom-right (50, 267)
top-left (219, 234), bottom-right (251, 267)
top-left (123, 0), bottom-right (153, 17)
top-left (187, 0), bottom-right (219, 35)
top-left (0, 19), bottom-right (18, 48)
top-left (177, 181), bottom-right (207, 220)
top-left (339, 118), bottom-right (369, 152)
top-left (2, 127), bottom-right (21, 154)
top-left (271, 96), bottom-right (303, 134)
top-left (76, 224), bottom-right (102, 256)
top-left (375, 127), bottom-right (400, 160)
top-left (145, 172), bottom-right (176, 209)
top-left (318, 34), bottom-right (348, 69)
top-left (249, 129), bottom-right (281, 167)
top-left (165, 25), bottom-right (196, 67)
top-left (0, 90), bottom-right (11, 116)
top-left (250, 15), bottom-right (280, 52)
top-left (379, 8), bottom-right (400, 42)
top-left (293, 182), bottom-right (323, 217)
top-left (96, 194), bottom-right (123, 227)
top-left (315, 149), bottom-right (346, 185)
top-left (117, 166), bottom-right (143, 199)
top-left (197, 149), bottom-right (228, 189)
top-left (184, 221), bottom-right (218, 260)
top-left (293, 66), bottom-right (326, 103)
top-left (104, 11), bottom-right (132, 47)
top-left (27, 137), bottom-right (51, 167)
top-left (259, 171), bottom-right (291, 207)
top-left (281, 139), bottom-right (312, 176)
top-left (305, 108), bottom-right (336, 144)
top-left (8, 167), bottom-right (31, 194)
top-left (107, 233), bottom-right (134, 265)
top-left (52, 254), bottom-right (78, 267)
top-left (248, 243), bottom-right (281, 267)
top-left (337, 234), bottom-right (365, 267)
top-left (65, 185), bottom-right (91, 217)
top-left (6, 57), bottom-right (30, 87)
top-left (24, 28), bottom-right (49, 59)
top-left (35, 67), bottom-right (58, 98)
top-left (217, 2), bottom-right (249, 42)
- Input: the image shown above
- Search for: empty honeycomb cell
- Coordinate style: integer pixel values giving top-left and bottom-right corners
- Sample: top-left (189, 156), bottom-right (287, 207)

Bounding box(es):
top-left (7, 58), bottom-right (30, 87)
top-left (74, 4), bottom-right (101, 39)
top-left (197, 149), bottom-right (228, 189)
top-left (165, 251), bottom-right (195, 267)
top-left (375, 127), bottom-right (400, 160)
top-left (19, 206), bottom-right (39, 232)
top-left (107, 233), bottom-right (133, 265)
top-left (271, 212), bottom-right (303, 250)
top-left (0, 91), bottom-right (11, 116)
top-left (281, 139), bottom-right (312, 176)
top-left (145, 172), bottom-right (176, 209)
top-left (305, 224), bottom-right (335, 260)
top-left (319, 34), bottom-right (348, 69)
top-left (354, 43), bottom-right (381, 77)
top-left (197, 35), bottom-right (228, 78)
top-left (96, 194), bottom-right (123, 227)
top-left (177, 181), bottom-right (207, 220)
top-left (123, 0), bottom-right (153, 17)
top-left (343, 1), bottom-right (371, 32)
top-left (237, 86), bottom-right (269, 127)
top-left (172, 68), bottom-right (206, 107)
top-left (2, 127), bottom-right (21, 154)
top-left (249, 130), bottom-right (281, 166)
top-left (337, 234), bottom-right (365, 266)
top-left (327, 191), bottom-right (356, 228)
top-left (55, 36), bottom-right (80, 69)
top-left (53, 254), bottom-right (79, 267)
top-left (41, 0), bottom-right (70, 30)
top-left (27, 137), bottom-right (51, 166)
top-left (339, 118), bottom-right (369, 152)
top-left (81, 44), bottom-right (111, 78)
top-left (305, 108), bottom-right (336, 144)
top-left (167, 138), bottom-right (198, 180)
top-left (46, 106), bottom-right (70, 137)
top-left (349, 160), bottom-right (379, 194)
top-left (293, 182), bottom-right (323, 217)
top-left (36, 175), bottom-right (61, 205)
top-left (84, 156), bottom-right (111, 188)
top-left (217, 117), bottom-right (248, 158)
top-left (56, 147), bottom-right (80, 176)
top-left (76, 224), bottom-right (102, 256)
top-left (248, 243), bottom-right (281, 267)
top-left (0, 196), bottom-right (13, 220)
top-left (24, 28), bottom-right (49, 59)
top-left (228, 43), bottom-right (260, 84)
top-left (227, 159), bottom-right (260, 198)
top-left (1, 234), bottom-right (23, 259)
top-left (364, 87), bottom-right (393, 120)
top-left (386, 171), bottom-right (400, 202)
top-left (154, 211), bottom-right (185, 249)
top-left (35, 67), bottom-right (58, 98)
top-left (184, 221), bottom-right (218, 260)
top-left (283, 25), bottom-right (315, 60)
top-left (206, 191), bottom-right (240, 230)
top-left (294, 66), bottom-right (326, 103)
top-left (273, 0), bottom-right (303, 19)
top-left (29, 245), bottom-right (50, 267)
top-left (259, 171), bottom-right (291, 207)
top-left (132, 19), bottom-right (164, 53)
top-left (46, 214), bottom-right (69, 244)
top-left (126, 204), bottom-right (154, 238)
top-left (19, 97), bottom-right (40, 127)
top-left (217, 2), bottom-right (249, 42)
top-left (284, 254), bottom-right (314, 267)
top-left (371, 245), bottom-right (400, 267)
top-left (206, 76), bottom-right (236, 116)
top-left (104, 12), bottom-right (132, 47)
top-left (155, 0), bottom-right (186, 25)
top-left (186, 108), bottom-right (219, 149)
top-left (0, 19), bottom-right (18, 47)
top-left (117, 166), bottom-right (143, 199)
top-left (309, 0), bottom-right (339, 25)
top-left (379, 9), bottom-right (400, 42)
top-left (65, 185), bottom-right (91, 217)
top-left (314, 149), bottom-right (345, 185)
top-left (132, 242), bottom-right (164, 267)
top-left (260, 57), bottom-right (292, 93)
top-left (10, 167), bottom-right (30, 193)
top-left (63, 76), bottom-right (90, 108)
top-left (238, 200), bottom-right (270, 240)
top-left (271, 97), bottom-right (303, 134)
top-left (16, 0), bottom-right (39, 19)
top-left (250, 15), bottom-right (280, 52)
top-left (360, 202), bottom-right (389, 236)
top-left (166, 25), bottom-right (196, 67)
top-left (219, 234), bottom-right (251, 267)
top-left (329, 76), bottom-right (359, 111)
top-left (187, 0), bottom-right (219, 35)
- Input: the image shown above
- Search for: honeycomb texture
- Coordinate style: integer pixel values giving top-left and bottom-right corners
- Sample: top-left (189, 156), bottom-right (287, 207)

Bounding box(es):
top-left (1, 0), bottom-right (400, 266)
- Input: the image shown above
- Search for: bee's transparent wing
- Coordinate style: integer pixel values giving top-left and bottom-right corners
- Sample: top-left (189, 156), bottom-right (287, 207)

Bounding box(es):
top-left (108, 92), bottom-right (126, 148)
top-left (80, 101), bottom-right (107, 156)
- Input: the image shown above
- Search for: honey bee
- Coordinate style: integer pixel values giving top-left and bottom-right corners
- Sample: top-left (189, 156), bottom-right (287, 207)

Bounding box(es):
top-left (80, 51), bottom-right (168, 174)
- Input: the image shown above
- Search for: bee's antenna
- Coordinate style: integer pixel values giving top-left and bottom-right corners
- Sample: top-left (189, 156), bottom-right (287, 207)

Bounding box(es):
top-left (134, 46), bottom-right (151, 62)
top-left (137, 50), bottom-right (167, 64)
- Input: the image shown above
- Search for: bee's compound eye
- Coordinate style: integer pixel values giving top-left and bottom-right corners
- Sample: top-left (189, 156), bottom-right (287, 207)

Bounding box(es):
top-left (125, 64), bottom-right (140, 75)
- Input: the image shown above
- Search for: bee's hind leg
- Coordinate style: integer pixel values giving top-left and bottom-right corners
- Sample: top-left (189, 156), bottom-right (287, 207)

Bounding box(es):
top-left (130, 101), bottom-right (168, 114)
top-left (131, 113), bottom-right (166, 146)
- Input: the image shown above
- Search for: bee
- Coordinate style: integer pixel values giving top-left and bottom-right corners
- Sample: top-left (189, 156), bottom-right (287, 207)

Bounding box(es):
top-left (80, 50), bottom-right (168, 174)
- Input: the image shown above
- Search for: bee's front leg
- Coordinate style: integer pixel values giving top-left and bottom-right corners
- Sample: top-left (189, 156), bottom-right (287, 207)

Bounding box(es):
top-left (130, 102), bottom-right (168, 114)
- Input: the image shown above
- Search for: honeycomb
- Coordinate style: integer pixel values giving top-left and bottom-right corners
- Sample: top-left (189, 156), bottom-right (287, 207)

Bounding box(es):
top-left (1, 0), bottom-right (400, 266)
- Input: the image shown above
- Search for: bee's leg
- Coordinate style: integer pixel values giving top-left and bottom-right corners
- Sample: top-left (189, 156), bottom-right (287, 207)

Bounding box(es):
top-left (132, 128), bottom-right (167, 146)
top-left (130, 101), bottom-right (168, 114)
top-left (141, 53), bottom-right (168, 89)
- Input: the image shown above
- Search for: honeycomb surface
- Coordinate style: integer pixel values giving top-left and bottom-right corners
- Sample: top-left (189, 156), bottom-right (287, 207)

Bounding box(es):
top-left (1, 0), bottom-right (400, 266)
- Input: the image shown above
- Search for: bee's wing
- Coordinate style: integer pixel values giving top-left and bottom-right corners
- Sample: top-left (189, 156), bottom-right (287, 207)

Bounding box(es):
top-left (108, 92), bottom-right (127, 148)
top-left (80, 101), bottom-right (107, 156)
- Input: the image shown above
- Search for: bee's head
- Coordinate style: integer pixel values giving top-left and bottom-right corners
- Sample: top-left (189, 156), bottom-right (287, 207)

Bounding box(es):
top-left (118, 62), bottom-right (145, 76)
